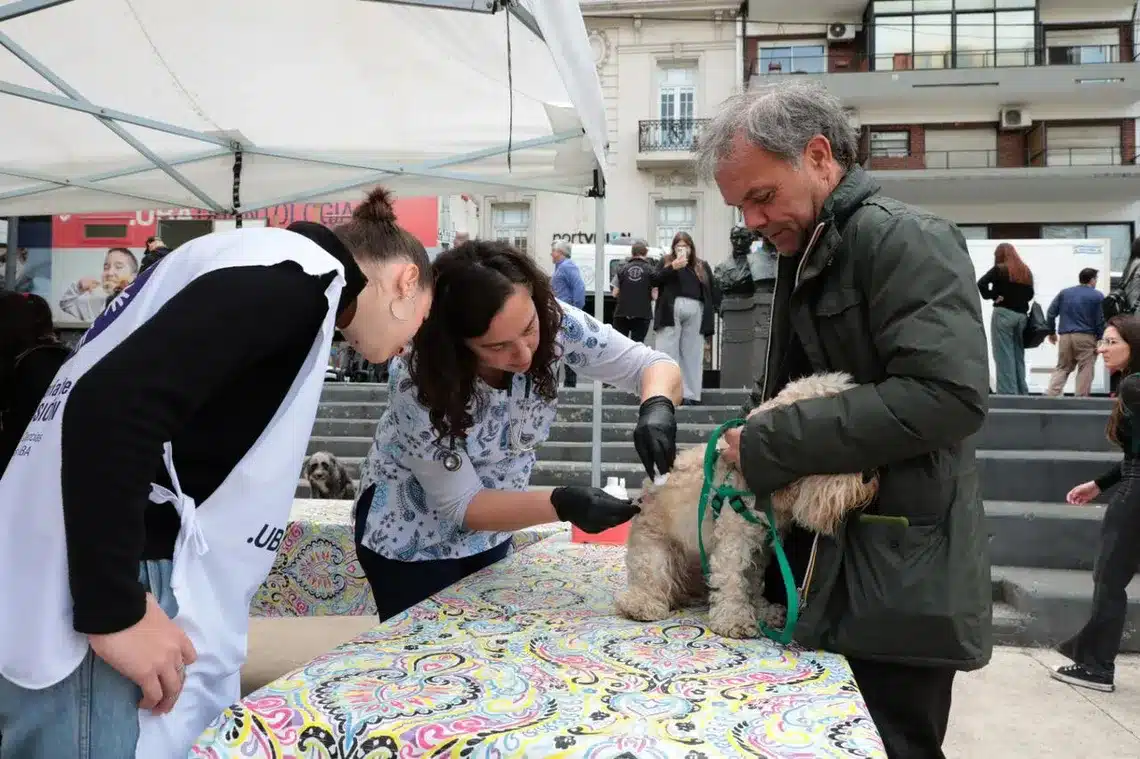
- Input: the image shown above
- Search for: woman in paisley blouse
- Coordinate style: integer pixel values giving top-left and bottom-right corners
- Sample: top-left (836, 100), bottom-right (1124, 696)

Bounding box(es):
top-left (355, 239), bottom-right (683, 620)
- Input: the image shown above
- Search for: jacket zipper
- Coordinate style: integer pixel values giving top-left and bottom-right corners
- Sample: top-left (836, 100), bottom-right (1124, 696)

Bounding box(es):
top-left (759, 222), bottom-right (827, 612)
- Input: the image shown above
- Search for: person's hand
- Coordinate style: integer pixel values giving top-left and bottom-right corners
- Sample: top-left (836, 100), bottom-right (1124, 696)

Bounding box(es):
top-left (1066, 481), bottom-right (1101, 506)
top-left (551, 486), bottom-right (640, 533)
top-left (1048, 333), bottom-right (1058, 345)
top-left (994, 295), bottom-right (1004, 304)
top-left (671, 256), bottom-right (687, 270)
top-left (720, 427), bottom-right (742, 467)
top-left (78, 277), bottom-right (99, 292)
top-left (87, 593), bottom-right (198, 715)
top-left (633, 396), bottom-right (676, 479)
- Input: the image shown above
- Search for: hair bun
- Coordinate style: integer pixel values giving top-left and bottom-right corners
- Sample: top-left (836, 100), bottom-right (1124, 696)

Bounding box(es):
top-left (353, 186), bottom-right (398, 224)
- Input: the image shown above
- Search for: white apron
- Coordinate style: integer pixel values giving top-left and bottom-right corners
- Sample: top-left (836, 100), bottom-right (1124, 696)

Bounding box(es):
top-left (0, 227), bottom-right (345, 758)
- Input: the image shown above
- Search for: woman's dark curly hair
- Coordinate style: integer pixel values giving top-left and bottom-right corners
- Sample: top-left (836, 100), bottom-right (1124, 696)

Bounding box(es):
top-left (409, 239), bottom-right (563, 444)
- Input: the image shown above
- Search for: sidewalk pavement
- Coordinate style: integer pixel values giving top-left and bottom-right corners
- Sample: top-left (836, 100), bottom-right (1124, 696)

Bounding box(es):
top-left (245, 618), bottom-right (1140, 756)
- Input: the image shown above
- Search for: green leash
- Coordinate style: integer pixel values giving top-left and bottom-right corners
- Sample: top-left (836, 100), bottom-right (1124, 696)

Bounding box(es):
top-left (696, 419), bottom-right (800, 645)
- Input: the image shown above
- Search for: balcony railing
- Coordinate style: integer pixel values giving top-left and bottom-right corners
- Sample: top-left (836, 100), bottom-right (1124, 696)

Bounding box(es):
top-left (860, 146), bottom-right (1135, 170)
top-left (1030, 147), bottom-right (1133, 167)
top-left (922, 150), bottom-right (999, 169)
top-left (638, 119), bottom-right (709, 153)
top-left (748, 44), bottom-right (1131, 77)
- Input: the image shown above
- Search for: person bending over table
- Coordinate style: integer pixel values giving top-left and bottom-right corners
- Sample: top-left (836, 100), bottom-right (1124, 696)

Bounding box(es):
top-left (0, 188), bottom-right (434, 759)
top-left (354, 239), bottom-right (682, 621)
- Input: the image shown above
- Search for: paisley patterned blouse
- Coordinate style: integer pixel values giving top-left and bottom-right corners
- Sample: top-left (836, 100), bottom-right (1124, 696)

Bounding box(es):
top-left (358, 302), bottom-right (674, 562)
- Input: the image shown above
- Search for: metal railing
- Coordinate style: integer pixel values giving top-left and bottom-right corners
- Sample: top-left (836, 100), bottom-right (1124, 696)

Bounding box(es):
top-left (638, 119), bottom-right (710, 152)
top-left (1029, 147), bottom-right (1132, 167)
top-left (748, 43), bottom-right (1130, 77)
top-left (921, 150), bottom-right (1000, 169)
top-left (860, 146), bottom-right (1134, 170)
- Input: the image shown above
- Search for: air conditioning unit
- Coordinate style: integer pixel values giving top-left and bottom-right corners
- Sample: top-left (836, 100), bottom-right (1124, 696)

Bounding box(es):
top-left (999, 107), bottom-right (1032, 130)
top-left (827, 23), bottom-right (856, 42)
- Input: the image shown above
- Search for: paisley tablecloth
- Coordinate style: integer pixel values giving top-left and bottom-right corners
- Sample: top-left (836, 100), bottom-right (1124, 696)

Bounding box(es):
top-left (201, 533), bottom-right (884, 757)
top-left (249, 499), bottom-right (567, 617)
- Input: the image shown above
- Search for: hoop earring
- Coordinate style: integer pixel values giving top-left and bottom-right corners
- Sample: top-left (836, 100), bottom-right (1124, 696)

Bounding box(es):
top-left (390, 295), bottom-right (416, 322)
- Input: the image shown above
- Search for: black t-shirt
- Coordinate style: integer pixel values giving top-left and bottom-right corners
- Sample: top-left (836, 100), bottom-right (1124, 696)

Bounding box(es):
top-left (614, 257), bottom-right (655, 319)
top-left (60, 233), bottom-right (365, 635)
top-left (677, 266), bottom-right (703, 301)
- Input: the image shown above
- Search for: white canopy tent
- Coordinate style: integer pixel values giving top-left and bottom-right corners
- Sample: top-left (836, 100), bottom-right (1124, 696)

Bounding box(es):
top-left (0, 0), bottom-right (613, 486)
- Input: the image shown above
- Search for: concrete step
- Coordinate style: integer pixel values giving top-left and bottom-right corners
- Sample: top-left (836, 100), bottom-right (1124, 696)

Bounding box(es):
top-left (315, 402), bottom-right (743, 424)
top-left (307, 408), bottom-right (1113, 454)
top-left (986, 502), bottom-right (1103, 571)
top-left (300, 451), bottom-right (1119, 504)
top-left (319, 383), bottom-right (1115, 410)
top-left (994, 566), bottom-right (1140, 653)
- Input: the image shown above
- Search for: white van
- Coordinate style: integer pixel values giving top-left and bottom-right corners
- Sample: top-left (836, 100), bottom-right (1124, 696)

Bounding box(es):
top-left (568, 243), bottom-right (666, 296)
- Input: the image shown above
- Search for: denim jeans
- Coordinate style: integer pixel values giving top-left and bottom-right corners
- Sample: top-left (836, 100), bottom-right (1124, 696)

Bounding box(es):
top-left (0, 560), bottom-right (177, 759)
top-left (991, 307), bottom-right (1028, 395)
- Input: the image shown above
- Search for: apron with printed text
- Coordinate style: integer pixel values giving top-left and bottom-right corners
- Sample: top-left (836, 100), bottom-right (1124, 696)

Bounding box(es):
top-left (0, 226), bottom-right (344, 758)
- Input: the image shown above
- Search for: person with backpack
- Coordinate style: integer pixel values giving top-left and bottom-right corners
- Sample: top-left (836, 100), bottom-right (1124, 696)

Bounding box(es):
top-left (978, 242), bottom-right (1035, 395)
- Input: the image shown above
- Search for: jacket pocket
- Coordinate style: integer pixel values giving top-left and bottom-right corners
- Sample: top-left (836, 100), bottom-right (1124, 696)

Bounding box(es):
top-left (826, 513), bottom-right (968, 662)
top-left (811, 287), bottom-right (877, 381)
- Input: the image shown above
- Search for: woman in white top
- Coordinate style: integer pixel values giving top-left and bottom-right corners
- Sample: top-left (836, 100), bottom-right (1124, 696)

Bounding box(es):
top-left (354, 239), bottom-right (682, 620)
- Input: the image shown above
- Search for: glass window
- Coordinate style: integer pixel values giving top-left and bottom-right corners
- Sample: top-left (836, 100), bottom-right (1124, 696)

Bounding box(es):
top-left (955, 12), bottom-right (996, 67)
top-left (958, 225), bottom-right (990, 239)
top-left (994, 10), bottom-right (1035, 66)
top-left (1043, 223), bottom-right (1133, 276)
top-left (995, 0), bottom-right (1035, 7)
top-left (758, 44), bottom-right (826, 74)
top-left (1088, 224), bottom-right (1135, 275)
top-left (870, 130), bottom-right (911, 157)
top-left (492, 203), bottom-right (531, 255)
top-left (913, 14), bottom-right (952, 68)
top-left (656, 200), bottom-right (696, 251)
top-left (874, 16), bottom-right (915, 70)
top-left (874, 1), bottom-right (914, 13)
top-left (914, 0), bottom-right (953, 10)
top-left (954, 0), bottom-right (995, 10)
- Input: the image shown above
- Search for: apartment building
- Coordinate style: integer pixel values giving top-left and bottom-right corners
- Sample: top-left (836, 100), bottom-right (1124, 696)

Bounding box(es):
top-left (745, 0), bottom-right (1140, 273)
top-left (480, 0), bottom-right (740, 273)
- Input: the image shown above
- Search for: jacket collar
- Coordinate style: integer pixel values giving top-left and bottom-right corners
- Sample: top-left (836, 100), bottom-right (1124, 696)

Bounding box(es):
top-left (793, 166), bottom-right (882, 284)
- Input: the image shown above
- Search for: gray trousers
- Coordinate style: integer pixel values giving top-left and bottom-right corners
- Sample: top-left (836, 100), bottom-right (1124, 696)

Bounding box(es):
top-left (657, 296), bottom-right (704, 401)
top-left (991, 306), bottom-right (1028, 395)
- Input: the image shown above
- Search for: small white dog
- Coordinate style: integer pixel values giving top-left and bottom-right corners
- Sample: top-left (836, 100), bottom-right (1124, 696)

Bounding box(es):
top-left (614, 372), bottom-right (879, 639)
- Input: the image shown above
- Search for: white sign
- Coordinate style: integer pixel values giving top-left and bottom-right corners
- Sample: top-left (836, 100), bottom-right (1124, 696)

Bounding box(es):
top-left (967, 238), bottom-right (1111, 395)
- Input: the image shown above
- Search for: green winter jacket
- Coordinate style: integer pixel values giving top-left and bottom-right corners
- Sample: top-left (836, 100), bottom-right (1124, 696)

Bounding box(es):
top-left (739, 167), bottom-right (993, 671)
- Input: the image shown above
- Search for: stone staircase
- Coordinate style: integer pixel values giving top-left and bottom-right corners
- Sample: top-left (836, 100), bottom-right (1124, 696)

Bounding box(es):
top-left (307, 383), bottom-right (1140, 652)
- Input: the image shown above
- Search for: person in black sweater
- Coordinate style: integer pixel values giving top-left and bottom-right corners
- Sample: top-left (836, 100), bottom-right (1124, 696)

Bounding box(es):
top-left (0, 293), bottom-right (70, 475)
top-left (1055, 315), bottom-right (1140, 693)
top-left (611, 240), bottom-right (657, 343)
top-left (0, 187), bottom-right (434, 758)
top-left (978, 242), bottom-right (1035, 394)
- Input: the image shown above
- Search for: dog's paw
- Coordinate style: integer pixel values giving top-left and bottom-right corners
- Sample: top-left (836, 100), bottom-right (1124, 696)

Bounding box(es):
top-left (707, 605), bottom-right (758, 639)
top-left (757, 602), bottom-right (787, 631)
top-left (614, 590), bottom-right (671, 622)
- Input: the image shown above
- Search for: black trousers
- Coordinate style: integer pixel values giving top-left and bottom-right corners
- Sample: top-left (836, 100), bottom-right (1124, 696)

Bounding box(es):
top-left (613, 315), bottom-right (651, 343)
top-left (354, 484), bottom-right (513, 621)
top-left (848, 657), bottom-right (956, 759)
top-left (1060, 458), bottom-right (1140, 676)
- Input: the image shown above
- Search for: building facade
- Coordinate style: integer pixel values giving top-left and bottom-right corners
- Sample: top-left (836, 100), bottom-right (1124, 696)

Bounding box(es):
top-left (746, 0), bottom-right (1140, 273)
top-left (478, 0), bottom-right (742, 273)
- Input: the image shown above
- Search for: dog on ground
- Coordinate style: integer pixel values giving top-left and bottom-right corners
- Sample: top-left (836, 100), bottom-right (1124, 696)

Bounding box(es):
top-left (614, 371), bottom-right (878, 639)
top-left (304, 451), bottom-right (356, 500)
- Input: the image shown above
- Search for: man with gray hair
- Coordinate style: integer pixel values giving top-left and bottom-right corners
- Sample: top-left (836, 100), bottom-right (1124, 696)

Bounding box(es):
top-left (551, 239), bottom-right (586, 386)
top-left (707, 80), bottom-right (990, 757)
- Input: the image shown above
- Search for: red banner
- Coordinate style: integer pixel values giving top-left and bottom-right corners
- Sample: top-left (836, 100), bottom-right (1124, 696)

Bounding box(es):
top-left (50, 197), bottom-right (440, 248)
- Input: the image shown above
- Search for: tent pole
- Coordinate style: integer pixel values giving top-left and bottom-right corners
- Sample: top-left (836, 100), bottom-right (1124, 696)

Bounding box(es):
top-left (4, 217), bottom-right (19, 291)
top-left (590, 170), bottom-right (605, 489)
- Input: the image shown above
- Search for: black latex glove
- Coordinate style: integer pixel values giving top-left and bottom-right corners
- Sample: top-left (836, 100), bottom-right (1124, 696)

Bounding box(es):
top-left (551, 486), bottom-right (640, 534)
top-left (633, 395), bottom-right (677, 479)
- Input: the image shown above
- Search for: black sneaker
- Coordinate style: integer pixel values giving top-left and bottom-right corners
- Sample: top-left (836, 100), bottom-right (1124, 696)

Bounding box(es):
top-left (1051, 663), bottom-right (1115, 692)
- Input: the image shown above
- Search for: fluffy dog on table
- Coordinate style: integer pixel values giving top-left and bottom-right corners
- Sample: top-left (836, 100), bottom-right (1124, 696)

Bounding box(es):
top-left (614, 371), bottom-right (878, 639)
top-left (304, 451), bottom-right (356, 500)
